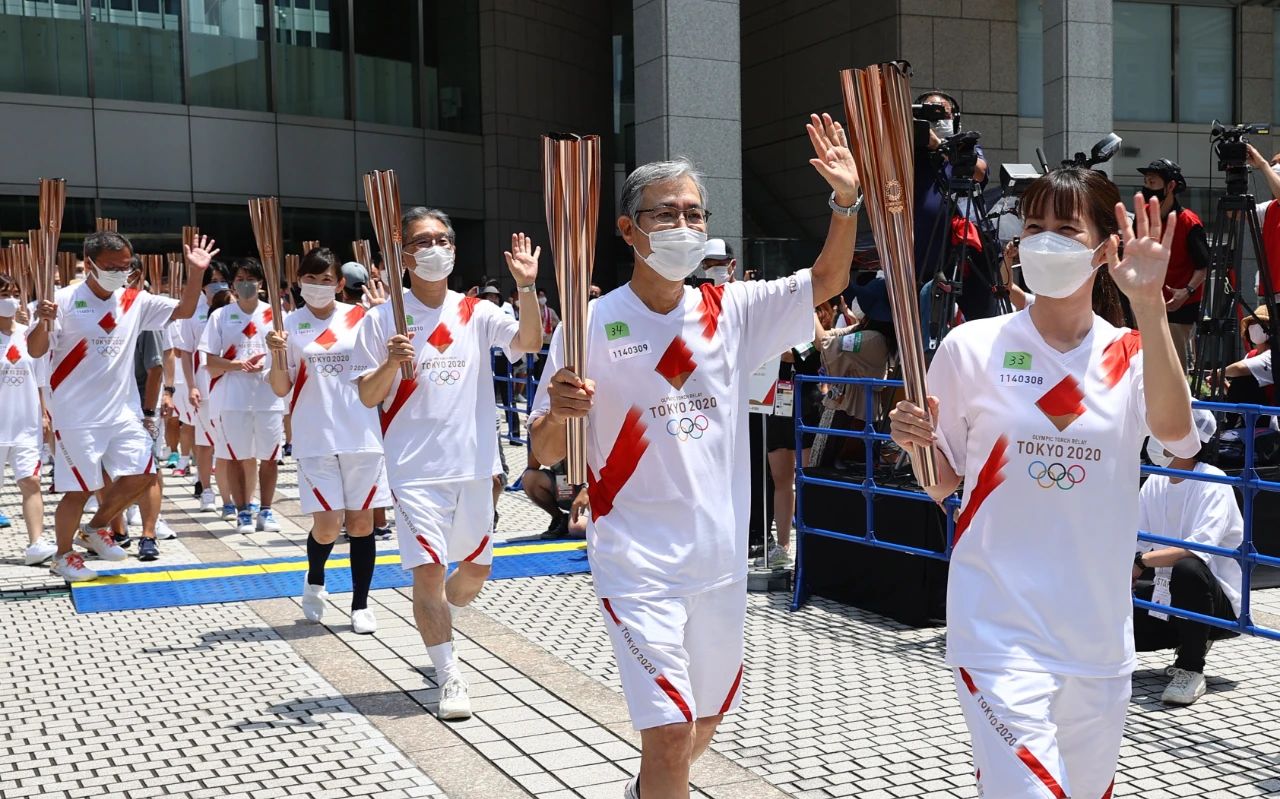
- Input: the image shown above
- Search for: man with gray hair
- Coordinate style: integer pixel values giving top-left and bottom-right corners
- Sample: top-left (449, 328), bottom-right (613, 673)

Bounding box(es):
top-left (28, 231), bottom-right (218, 581)
top-left (350, 209), bottom-right (544, 720)
top-left (530, 113), bottom-right (861, 798)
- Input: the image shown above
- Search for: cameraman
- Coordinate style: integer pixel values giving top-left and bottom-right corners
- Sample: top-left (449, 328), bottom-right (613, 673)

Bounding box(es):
top-left (911, 91), bottom-right (988, 284)
top-left (1138, 159), bottom-right (1210, 372)
top-left (1246, 145), bottom-right (1280, 304)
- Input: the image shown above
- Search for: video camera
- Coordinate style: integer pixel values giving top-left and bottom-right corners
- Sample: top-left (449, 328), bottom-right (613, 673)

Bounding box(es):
top-left (1211, 120), bottom-right (1270, 195)
top-left (936, 130), bottom-right (982, 181)
top-left (1062, 133), bottom-right (1122, 170)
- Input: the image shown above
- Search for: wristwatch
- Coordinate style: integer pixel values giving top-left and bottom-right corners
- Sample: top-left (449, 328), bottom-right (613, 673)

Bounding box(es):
top-left (142, 408), bottom-right (156, 418)
top-left (829, 190), bottom-right (864, 217)
top-left (1133, 551), bottom-right (1146, 569)
top-left (517, 284), bottom-right (536, 294)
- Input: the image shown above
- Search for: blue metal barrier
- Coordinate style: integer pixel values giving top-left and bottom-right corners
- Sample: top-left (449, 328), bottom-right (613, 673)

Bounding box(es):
top-left (491, 347), bottom-right (548, 448)
top-left (790, 373), bottom-right (1280, 642)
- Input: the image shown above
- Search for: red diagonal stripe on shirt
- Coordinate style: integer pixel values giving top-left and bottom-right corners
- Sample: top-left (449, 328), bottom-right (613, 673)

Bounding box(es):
top-left (1100, 329), bottom-right (1142, 389)
top-left (50, 339), bottom-right (89, 391)
top-left (586, 405), bottom-right (650, 520)
top-left (209, 345), bottom-right (237, 391)
top-left (1015, 746), bottom-right (1067, 799)
top-left (697, 283), bottom-right (726, 340)
top-left (262, 307), bottom-right (273, 325)
top-left (1101, 779), bottom-right (1115, 799)
top-left (344, 304), bottom-right (367, 327)
top-left (379, 378), bottom-right (418, 435)
top-left (953, 435), bottom-right (1008, 549)
top-left (289, 360), bottom-right (308, 414)
top-left (458, 296), bottom-right (480, 325)
top-left (958, 667), bottom-right (978, 696)
top-left (119, 287), bottom-right (140, 315)
top-left (655, 675), bottom-right (693, 723)
top-left (601, 598), bottom-right (622, 626)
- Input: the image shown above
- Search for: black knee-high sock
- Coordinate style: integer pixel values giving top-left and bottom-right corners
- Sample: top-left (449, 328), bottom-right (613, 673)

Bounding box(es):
top-left (349, 533), bottom-right (376, 611)
top-left (307, 533), bottom-right (334, 586)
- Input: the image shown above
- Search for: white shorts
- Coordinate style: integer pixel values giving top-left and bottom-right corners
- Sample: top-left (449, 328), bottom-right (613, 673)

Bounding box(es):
top-left (393, 478), bottom-right (494, 570)
top-left (954, 667), bottom-right (1129, 799)
top-left (599, 579), bottom-right (747, 731)
top-left (171, 388), bottom-right (196, 426)
top-left (194, 398), bottom-right (218, 450)
top-left (298, 452), bottom-right (392, 514)
top-left (217, 410), bottom-right (284, 461)
top-left (0, 445), bottom-right (41, 487)
top-left (53, 419), bottom-right (155, 493)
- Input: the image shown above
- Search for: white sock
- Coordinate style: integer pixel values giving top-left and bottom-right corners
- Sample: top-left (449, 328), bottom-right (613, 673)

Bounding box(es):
top-left (448, 602), bottom-right (466, 618)
top-left (426, 642), bottom-right (460, 685)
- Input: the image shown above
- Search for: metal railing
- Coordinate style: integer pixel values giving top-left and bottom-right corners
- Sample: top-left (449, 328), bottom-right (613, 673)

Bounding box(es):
top-left (491, 348), bottom-right (549, 448)
top-left (791, 373), bottom-right (1280, 642)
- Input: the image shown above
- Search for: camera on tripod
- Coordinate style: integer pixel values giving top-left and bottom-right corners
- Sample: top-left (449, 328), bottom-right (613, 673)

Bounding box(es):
top-left (936, 131), bottom-right (983, 181)
top-left (1211, 120), bottom-right (1270, 194)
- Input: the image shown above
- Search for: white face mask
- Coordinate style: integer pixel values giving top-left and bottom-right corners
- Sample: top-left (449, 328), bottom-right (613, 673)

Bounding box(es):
top-left (299, 283), bottom-right (336, 309)
top-left (932, 119), bottom-right (955, 138)
top-left (1145, 438), bottom-right (1173, 469)
top-left (94, 267), bottom-right (129, 293)
top-left (703, 265), bottom-right (730, 285)
top-left (1018, 232), bottom-right (1103, 299)
top-left (639, 227), bottom-right (708, 282)
top-left (412, 246), bottom-right (454, 282)
top-left (0, 297), bottom-right (18, 318)
top-left (1248, 323), bottom-right (1268, 345)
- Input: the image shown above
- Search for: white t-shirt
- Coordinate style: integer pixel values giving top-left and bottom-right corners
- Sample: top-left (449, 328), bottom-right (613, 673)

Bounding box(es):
top-left (531, 271), bottom-right (815, 599)
top-left (276, 302), bottom-right (382, 458)
top-left (0, 321), bottom-right (47, 448)
top-left (1138, 462), bottom-right (1243, 616)
top-left (349, 290), bottom-right (520, 484)
top-left (198, 300), bottom-right (285, 414)
top-left (1243, 349), bottom-right (1274, 387)
top-left (48, 282), bottom-right (177, 429)
top-left (928, 309), bottom-right (1200, 677)
top-left (175, 300), bottom-right (212, 399)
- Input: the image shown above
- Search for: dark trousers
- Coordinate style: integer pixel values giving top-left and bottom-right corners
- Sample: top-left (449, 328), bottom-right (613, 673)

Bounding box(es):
top-left (1133, 556), bottom-right (1237, 673)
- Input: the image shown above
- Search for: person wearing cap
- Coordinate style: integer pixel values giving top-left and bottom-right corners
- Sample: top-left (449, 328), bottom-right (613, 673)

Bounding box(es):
top-left (1138, 159), bottom-right (1210, 373)
top-left (700, 239), bottom-right (736, 285)
top-left (339, 262), bottom-right (369, 305)
top-left (1134, 409), bottom-right (1242, 706)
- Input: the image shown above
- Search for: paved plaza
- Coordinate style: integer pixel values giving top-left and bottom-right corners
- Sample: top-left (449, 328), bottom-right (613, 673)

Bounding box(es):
top-left (2, 429), bottom-right (1279, 798)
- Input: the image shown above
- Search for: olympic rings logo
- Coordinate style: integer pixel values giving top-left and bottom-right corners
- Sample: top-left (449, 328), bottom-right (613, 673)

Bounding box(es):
top-left (666, 415), bottom-right (709, 441)
top-left (426, 369), bottom-right (461, 385)
top-left (316, 363), bottom-right (345, 377)
top-left (1027, 461), bottom-right (1086, 490)
top-left (2, 375), bottom-right (26, 386)
top-left (96, 344), bottom-right (124, 356)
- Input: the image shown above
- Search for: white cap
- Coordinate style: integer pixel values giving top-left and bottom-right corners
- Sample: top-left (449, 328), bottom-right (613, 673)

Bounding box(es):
top-left (1191, 408), bottom-right (1217, 443)
top-left (703, 238), bottom-right (730, 260)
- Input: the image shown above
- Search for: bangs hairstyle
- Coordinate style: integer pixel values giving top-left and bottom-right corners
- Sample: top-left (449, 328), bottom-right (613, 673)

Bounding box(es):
top-left (298, 247), bottom-right (339, 280)
top-left (1019, 167), bottom-right (1127, 328)
top-left (232, 257), bottom-right (265, 283)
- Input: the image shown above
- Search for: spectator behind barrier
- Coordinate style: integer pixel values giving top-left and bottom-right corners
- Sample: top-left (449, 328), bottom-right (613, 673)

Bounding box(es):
top-left (1134, 409), bottom-right (1242, 706)
top-left (522, 449), bottom-right (586, 540)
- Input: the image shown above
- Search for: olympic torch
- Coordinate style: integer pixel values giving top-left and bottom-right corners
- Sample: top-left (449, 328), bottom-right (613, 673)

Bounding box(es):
top-left (541, 133), bottom-right (601, 486)
top-left (362, 170), bottom-right (413, 381)
top-left (247, 198), bottom-right (285, 333)
top-left (841, 62), bottom-right (938, 488)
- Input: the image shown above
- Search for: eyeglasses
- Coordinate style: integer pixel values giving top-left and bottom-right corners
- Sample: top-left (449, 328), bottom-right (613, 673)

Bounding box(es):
top-left (85, 257), bottom-right (131, 273)
top-left (404, 235), bottom-right (453, 251)
top-left (635, 205), bottom-right (711, 229)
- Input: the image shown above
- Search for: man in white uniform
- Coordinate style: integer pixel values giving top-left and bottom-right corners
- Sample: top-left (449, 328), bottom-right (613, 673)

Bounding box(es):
top-left (1136, 409), bottom-right (1243, 706)
top-left (28, 231), bottom-right (215, 581)
top-left (531, 113), bottom-right (860, 799)
top-left (351, 211), bottom-right (543, 720)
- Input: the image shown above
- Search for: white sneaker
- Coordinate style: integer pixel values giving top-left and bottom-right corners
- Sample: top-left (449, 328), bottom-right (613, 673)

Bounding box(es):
top-left (623, 776), bottom-right (639, 799)
top-left (438, 677), bottom-right (472, 720)
top-left (301, 581), bottom-right (328, 622)
top-left (154, 519), bottom-right (177, 540)
top-left (76, 525), bottom-right (128, 561)
top-left (50, 551), bottom-right (98, 582)
top-left (175, 456), bottom-right (190, 472)
top-left (84, 496), bottom-right (99, 514)
top-left (125, 505), bottom-right (142, 527)
top-left (351, 608), bottom-right (377, 634)
top-left (256, 508), bottom-right (281, 533)
top-left (1162, 668), bottom-right (1207, 705)
top-left (199, 491), bottom-right (218, 512)
top-left (763, 544), bottom-right (792, 568)
top-left (24, 540), bottom-right (57, 566)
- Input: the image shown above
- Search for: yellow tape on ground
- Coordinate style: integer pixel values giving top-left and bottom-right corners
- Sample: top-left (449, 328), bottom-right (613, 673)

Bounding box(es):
top-left (76, 540), bottom-right (586, 589)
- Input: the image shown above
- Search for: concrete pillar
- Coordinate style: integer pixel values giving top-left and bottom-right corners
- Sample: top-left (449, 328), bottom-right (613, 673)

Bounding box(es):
top-left (1042, 0), bottom-right (1112, 171)
top-left (633, 0), bottom-right (742, 256)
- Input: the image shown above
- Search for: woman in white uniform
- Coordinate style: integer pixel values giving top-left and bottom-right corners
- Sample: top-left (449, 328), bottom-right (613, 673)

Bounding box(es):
top-left (890, 167), bottom-right (1198, 798)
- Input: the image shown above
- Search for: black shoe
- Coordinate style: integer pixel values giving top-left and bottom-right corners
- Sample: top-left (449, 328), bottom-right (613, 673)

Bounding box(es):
top-left (540, 513), bottom-right (570, 540)
top-left (113, 533), bottom-right (133, 550)
top-left (374, 526), bottom-right (393, 541)
top-left (283, 443), bottom-right (292, 458)
top-left (192, 480), bottom-right (203, 499)
top-left (138, 537), bottom-right (159, 561)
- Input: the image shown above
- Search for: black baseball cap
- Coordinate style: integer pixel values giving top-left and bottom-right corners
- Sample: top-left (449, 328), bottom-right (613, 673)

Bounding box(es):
top-left (1138, 159), bottom-right (1184, 184)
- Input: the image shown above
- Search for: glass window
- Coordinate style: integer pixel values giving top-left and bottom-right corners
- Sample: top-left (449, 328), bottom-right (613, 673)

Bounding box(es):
top-left (424, 0), bottom-right (480, 133)
top-left (98, 198), bottom-right (190, 253)
top-left (195, 202), bottom-right (257, 263)
top-left (91, 0), bottom-right (183, 104)
top-left (0, 0), bottom-right (90, 97)
top-left (273, 0), bottom-right (346, 118)
top-left (0, 195), bottom-right (95, 255)
top-left (1177, 6), bottom-right (1231, 123)
top-left (1017, 0), bottom-right (1043, 118)
top-left (187, 0), bottom-right (269, 111)
top-left (354, 0), bottom-right (416, 127)
top-left (1113, 2), bottom-right (1172, 122)
top-left (280, 206), bottom-right (355, 258)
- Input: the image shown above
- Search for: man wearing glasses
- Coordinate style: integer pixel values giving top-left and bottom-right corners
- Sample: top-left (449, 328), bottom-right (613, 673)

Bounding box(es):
top-left (530, 113), bottom-right (861, 798)
top-left (28, 230), bottom-right (216, 581)
top-left (350, 209), bottom-right (543, 720)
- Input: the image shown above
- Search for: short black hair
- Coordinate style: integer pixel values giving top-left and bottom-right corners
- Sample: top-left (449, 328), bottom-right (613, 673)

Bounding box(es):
top-left (84, 231), bottom-right (132, 262)
top-left (202, 260), bottom-right (230, 287)
top-left (232, 257), bottom-right (265, 283)
top-left (298, 247), bottom-right (339, 280)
